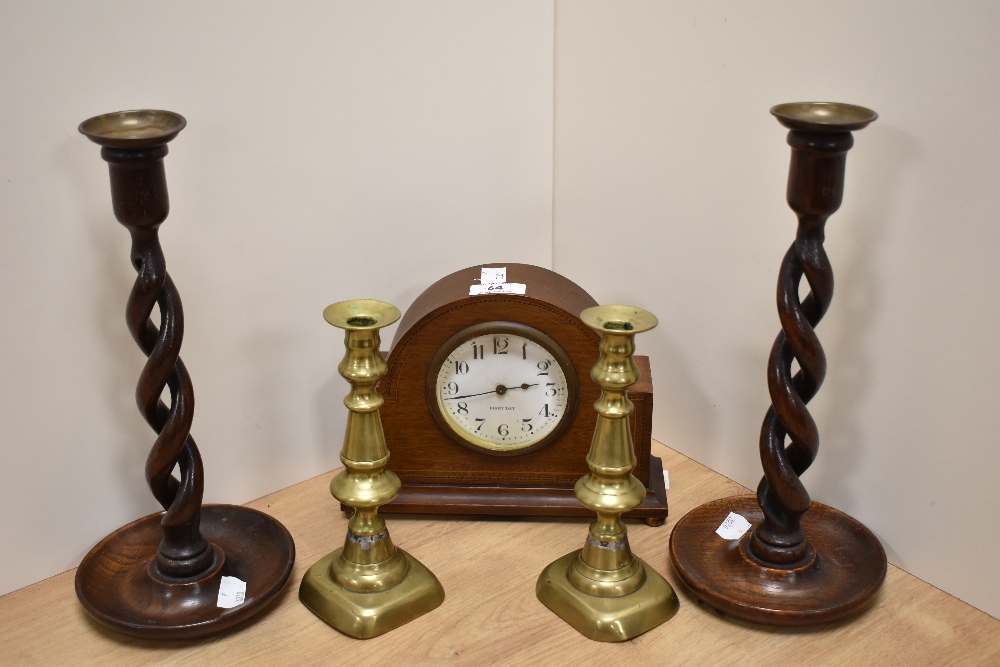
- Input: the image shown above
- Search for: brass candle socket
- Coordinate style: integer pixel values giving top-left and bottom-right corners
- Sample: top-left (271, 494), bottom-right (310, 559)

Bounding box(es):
top-left (536, 305), bottom-right (678, 642)
top-left (300, 299), bottom-right (444, 639)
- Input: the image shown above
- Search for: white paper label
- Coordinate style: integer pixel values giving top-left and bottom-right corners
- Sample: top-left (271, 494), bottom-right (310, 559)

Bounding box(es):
top-left (217, 576), bottom-right (247, 609)
top-left (469, 282), bottom-right (527, 295)
top-left (480, 266), bottom-right (506, 286)
top-left (715, 512), bottom-right (752, 540)
top-left (663, 469), bottom-right (670, 490)
top-left (470, 267), bottom-right (526, 295)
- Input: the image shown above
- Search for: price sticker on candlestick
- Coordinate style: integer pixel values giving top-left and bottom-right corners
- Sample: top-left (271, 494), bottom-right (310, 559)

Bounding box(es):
top-left (715, 512), bottom-right (752, 540)
top-left (216, 576), bottom-right (247, 609)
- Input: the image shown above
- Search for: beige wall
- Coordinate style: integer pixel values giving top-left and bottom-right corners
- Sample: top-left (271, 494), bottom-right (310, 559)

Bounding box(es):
top-left (0, 1), bottom-right (554, 595)
top-left (553, 1), bottom-right (1000, 618)
top-left (3, 0), bottom-right (999, 622)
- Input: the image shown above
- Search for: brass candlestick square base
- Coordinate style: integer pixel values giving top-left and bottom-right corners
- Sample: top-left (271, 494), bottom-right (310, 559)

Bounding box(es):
top-left (536, 550), bottom-right (679, 642)
top-left (300, 548), bottom-right (445, 639)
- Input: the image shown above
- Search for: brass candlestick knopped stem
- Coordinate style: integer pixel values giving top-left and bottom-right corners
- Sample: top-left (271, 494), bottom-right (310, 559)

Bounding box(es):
top-left (74, 110), bottom-right (294, 639)
top-left (536, 305), bottom-right (678, 642)
top-left (300, 300), bottom-right (444, 639)
top-left (669, 102), bottom-right (887, 626)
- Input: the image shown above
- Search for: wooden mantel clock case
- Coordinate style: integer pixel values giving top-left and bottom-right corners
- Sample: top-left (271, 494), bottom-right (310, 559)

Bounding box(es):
top-left (349, 263), bottom-right (668, 525)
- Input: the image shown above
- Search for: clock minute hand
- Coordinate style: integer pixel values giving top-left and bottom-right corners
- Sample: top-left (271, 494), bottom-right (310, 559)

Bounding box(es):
top-left (444, 387), bottom-right (504, 401)
top-left (444, 382), bottom-right (539, 401)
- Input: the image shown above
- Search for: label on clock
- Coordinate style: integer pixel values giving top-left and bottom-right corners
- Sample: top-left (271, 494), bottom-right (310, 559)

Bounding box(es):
top-left (436, 330), bottom-right (569, 452)
top-left (469, 283), bottom-right (526, 295)
top-left (469, 267), bottom-right (526, 295)
top-left (480, 266), bottom-right (506, 286)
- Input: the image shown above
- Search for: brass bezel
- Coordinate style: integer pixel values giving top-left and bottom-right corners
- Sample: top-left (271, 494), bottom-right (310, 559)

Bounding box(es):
top-left (426, 321), bottom-right (579, 457)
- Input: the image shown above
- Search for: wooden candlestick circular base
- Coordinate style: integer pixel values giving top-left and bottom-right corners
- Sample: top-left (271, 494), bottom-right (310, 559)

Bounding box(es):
top-left (76, 505), bottom-right (295, 639)
top-left (669, 496), bottom-right (885, 625)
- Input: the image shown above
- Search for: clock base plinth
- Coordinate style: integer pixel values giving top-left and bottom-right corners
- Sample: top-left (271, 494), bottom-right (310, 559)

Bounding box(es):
top-left (299, 548), bottom-right (445, 639)
top-left (536, 550), bottom-right (679, 642)
top-left (669, 496), bottom-right (887, 626)
top-left (346, 455), bottom-right (668, 525)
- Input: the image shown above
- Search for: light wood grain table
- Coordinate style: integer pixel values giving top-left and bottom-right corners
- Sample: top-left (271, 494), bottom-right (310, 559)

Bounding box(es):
top-left (3, 442), bottom-right (999, 666)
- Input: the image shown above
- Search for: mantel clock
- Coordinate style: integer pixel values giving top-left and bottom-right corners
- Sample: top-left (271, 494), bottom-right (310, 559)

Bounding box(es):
top-left (351, 263), bottom-right (668, 525)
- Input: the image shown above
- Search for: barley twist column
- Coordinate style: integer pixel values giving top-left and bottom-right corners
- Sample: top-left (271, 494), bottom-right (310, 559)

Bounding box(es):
top-left (669, 102), bottom-right (887, 625)
top-left (75, 110), bottom-right (294, 639)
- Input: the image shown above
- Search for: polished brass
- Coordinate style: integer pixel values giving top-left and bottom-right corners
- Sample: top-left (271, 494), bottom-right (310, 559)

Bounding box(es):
top-left (536, 305), bottom-right (678, 641)
top-left (770, 102), bottom-right (878, 133)
top-left (78, 109), bottom-right (187, 148)
top-left (299, 299), bottom-right (444, 639)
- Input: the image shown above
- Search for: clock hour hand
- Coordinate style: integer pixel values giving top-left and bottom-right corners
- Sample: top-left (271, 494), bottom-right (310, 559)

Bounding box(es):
top-left (507, 383), bottom-right (539, 391)
top-left (444, 383), bottom-right (539, 401)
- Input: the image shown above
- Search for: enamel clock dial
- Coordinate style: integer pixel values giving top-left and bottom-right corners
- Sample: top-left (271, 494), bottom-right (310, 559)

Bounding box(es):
top-left (428, 322), bottom-right (578, 455)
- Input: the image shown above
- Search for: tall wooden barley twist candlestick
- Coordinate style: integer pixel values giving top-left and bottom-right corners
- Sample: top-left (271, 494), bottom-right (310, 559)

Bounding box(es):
top-left (300, 300), bottom-right (445, 639)
top-left (75, 110), bottom-right (294, 638)
top-left (537, 305), bottom-right (678, 642)
top-left (669, 102), bottom-right (887, 625)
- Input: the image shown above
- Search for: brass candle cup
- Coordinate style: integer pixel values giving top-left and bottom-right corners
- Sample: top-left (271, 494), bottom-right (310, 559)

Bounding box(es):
top-left (300, 299), bottom-right (445, 638)
top-left (536, 305), bottom-right (678, 642)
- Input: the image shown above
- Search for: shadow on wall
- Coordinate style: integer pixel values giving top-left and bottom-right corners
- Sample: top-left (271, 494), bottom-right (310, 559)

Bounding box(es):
top-left (811, 124), bottom-right (918, 519)
top-left (227, 326), bottom-right (349, 496)
top-left (58, 135), bottom-right (162, 519)
top-left (89, 211), bottom-right (161, 512)
top-left (649, 326), bottom-right (718, 467)
top-left (731, 337), bottom-right (774, 486)
top-left (316, 371), bottom-right (348, 471)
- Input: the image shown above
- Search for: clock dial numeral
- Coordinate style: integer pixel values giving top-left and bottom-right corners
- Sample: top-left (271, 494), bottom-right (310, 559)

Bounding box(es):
top-left (436, 330), bottom-right (571, 451)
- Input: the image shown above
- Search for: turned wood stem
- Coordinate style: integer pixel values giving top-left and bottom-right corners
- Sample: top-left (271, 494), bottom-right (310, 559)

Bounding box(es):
top-left (748, 129), bottom-right (855, 567)
top-left (101, 143), bottom-right (212, 580)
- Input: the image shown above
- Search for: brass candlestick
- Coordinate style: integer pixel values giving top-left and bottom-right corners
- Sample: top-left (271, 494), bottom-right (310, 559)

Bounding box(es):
top-left (536, 305), bottom-right (678, 642)
top-left (300, 300), bottom-right (445, 638)
top-left (669, 102), bottom-right (886, 625)
top-left (75, 110), bottom-right (295, 639)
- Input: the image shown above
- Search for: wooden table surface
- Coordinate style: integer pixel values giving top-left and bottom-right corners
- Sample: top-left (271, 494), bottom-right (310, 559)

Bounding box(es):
top-left (3, 442), bottom-right (999, 666)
